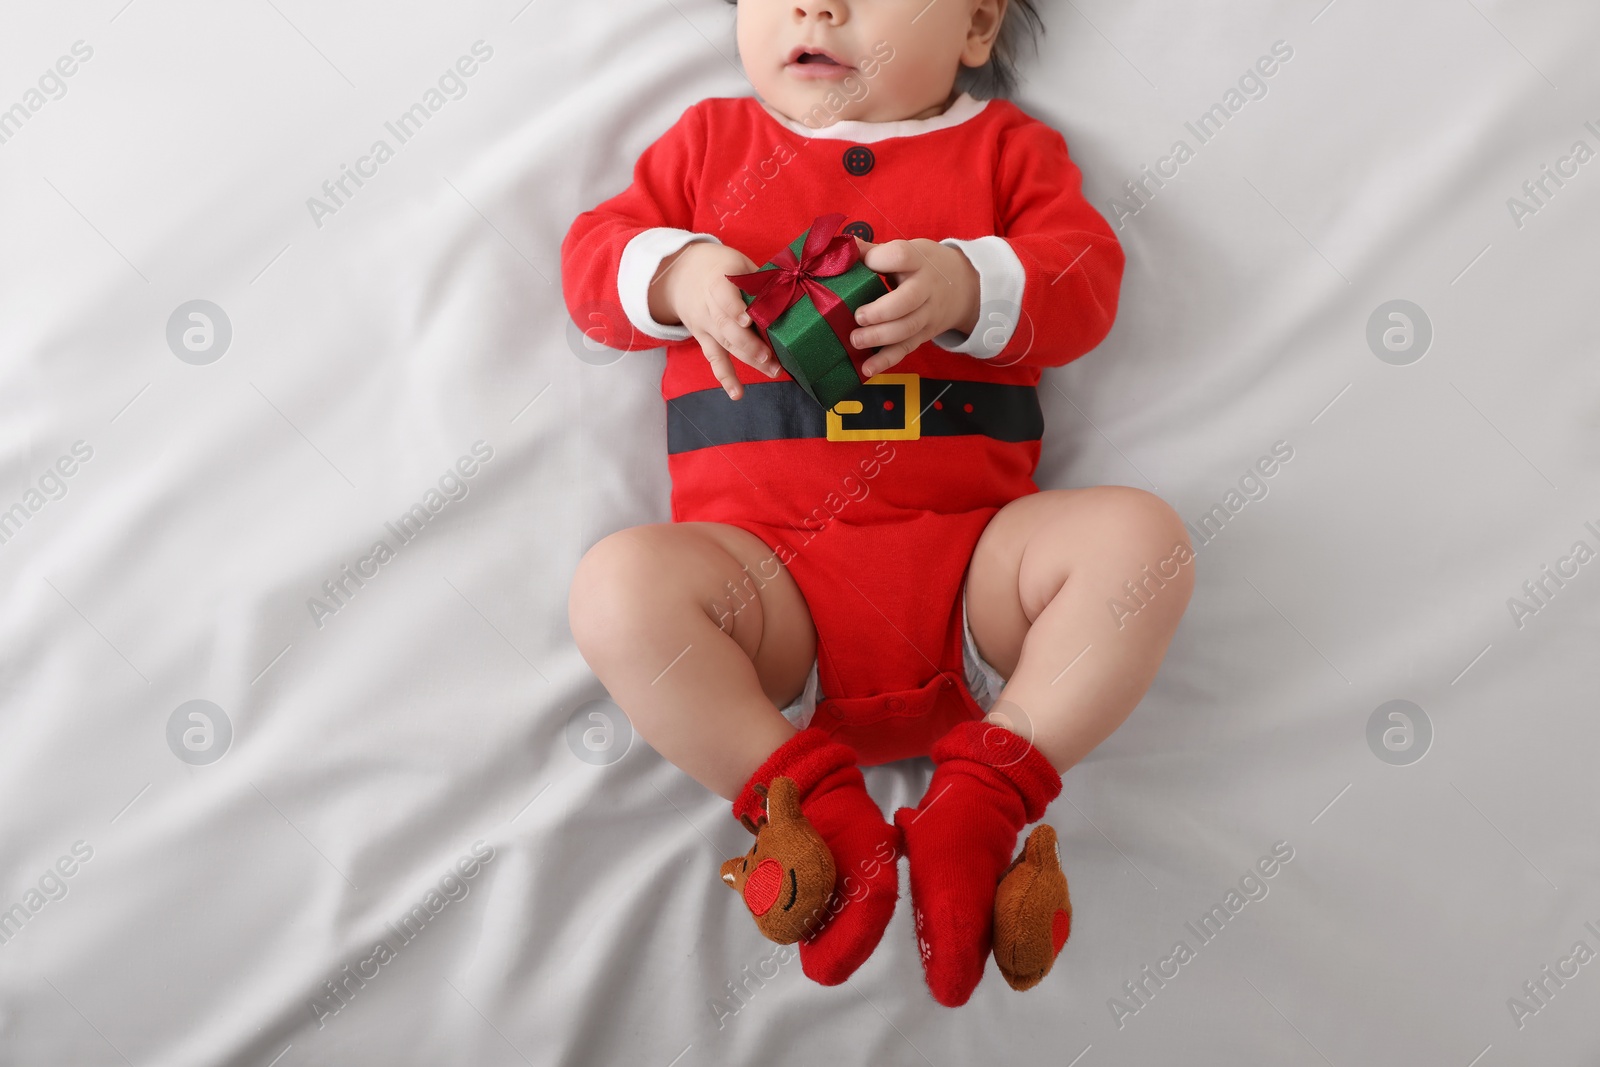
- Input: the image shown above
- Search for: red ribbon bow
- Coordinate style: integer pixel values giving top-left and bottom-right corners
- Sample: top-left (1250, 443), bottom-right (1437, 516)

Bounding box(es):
top-left (726, 213), bottom-right (873, 365)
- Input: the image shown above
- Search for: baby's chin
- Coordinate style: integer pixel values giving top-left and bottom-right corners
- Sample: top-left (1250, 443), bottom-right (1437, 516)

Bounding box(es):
top-left (755, 82), bottom-right (948, 128)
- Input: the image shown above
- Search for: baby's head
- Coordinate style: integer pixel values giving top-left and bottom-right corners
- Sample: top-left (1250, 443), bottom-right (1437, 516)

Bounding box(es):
top-left (727, 0), bottom-right (1044, 127)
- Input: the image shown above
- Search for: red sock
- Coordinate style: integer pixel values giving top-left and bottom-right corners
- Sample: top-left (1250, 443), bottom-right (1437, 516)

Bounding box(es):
top-left (892, 720), bottom-right (1062, 1006)
top-left (732, 727), bottom-right (901, 985)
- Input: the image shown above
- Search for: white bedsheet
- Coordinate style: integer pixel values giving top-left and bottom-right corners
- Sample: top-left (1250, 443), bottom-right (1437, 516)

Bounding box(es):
top-left (2, 1), bottom-right (1597, 1063)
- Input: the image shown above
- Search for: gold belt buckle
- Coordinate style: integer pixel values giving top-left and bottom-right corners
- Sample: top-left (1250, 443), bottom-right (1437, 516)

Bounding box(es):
top-left (825, 372), bottom-right (921, 442)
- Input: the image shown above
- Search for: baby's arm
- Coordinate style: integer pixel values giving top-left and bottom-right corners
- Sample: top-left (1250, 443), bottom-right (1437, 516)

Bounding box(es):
top-left (960, 121), bottom-right (1126, 369)
top-left (560, 104), bottom-right (779, 398)
top-left (560, 104), bottom-right (705, 353)
top-left (845, 122), bottom-right (1123, 375)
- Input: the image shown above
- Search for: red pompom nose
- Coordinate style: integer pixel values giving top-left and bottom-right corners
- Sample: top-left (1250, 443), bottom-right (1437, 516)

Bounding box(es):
top-left (1051, 908), bottom-right (1071, 955)
top-left (744, 859), bottom-right (784, 915)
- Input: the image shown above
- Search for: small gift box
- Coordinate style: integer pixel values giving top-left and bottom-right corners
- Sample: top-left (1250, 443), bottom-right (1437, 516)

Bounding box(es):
top-left (727, 213), bottom-right (890, 412)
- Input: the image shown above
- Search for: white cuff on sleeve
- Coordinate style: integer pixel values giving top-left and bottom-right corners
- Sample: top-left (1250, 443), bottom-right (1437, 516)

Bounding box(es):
top-left (618, 228), bottom-right (724, 342)
top-left (931, 235), bottom-right (1025, 358)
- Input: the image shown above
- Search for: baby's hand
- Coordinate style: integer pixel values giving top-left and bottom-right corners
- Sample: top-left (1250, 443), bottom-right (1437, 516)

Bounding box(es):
top-left (648, 242), bottom-right (782, 400)
top-left (847, 238), bottom-right (981, 378)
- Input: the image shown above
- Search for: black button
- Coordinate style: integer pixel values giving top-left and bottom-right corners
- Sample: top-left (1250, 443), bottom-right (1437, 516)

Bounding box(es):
top-left (842, 146), bottom-right (875, 175)
top-left (841, 220), bottom-right (874, 243)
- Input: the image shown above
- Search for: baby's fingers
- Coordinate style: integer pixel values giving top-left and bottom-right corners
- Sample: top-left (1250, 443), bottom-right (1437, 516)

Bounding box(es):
top-left (853, 283), bottom-right (924, 330)
top-left (718, 286), bottom-right (756, 332)
top-left (694, 332), bottom-right (746, 400)
top-left (713, 291), bottom-right (780, 377)
top-left (851, 307), bottom-right (930, 355)
top-left (858, 238), bottom-right (922, 277)
top-left (859, 341), bottom-right (916, 380)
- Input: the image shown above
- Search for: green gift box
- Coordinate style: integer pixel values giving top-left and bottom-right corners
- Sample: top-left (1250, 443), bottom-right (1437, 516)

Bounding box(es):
top-left (729, 214), bottom-right (890, 412)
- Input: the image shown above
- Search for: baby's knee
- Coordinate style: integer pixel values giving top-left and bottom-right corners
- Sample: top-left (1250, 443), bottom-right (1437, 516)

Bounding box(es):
top-left (1086, 488), bottom-right (1195, 601)
top-left (1100, 486), bottom-right (1190, 553)
top-left (568, 528), bottom-right (665, 649)
top-left (1130, 497), bottom-right (1196, 608)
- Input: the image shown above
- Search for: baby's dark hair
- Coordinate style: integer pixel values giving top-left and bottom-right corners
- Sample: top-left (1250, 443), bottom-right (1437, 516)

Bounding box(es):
top-left (958, 0), bottom-right (1045, 99)
top-left (721, 0), bottom-right (1045, 100)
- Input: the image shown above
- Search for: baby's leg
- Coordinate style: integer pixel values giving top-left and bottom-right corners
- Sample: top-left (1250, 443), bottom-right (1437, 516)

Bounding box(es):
top-left (567, 522), bottom-right (815, 800)
top-left (895, 487), bottom-right (1193, 1005)
top-left (963, 486), bottom-right (1195, 772)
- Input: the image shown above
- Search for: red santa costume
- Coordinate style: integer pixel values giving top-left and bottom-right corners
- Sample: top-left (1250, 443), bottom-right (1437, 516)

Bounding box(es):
top-left (561, 91), bottom-right (1124, 768)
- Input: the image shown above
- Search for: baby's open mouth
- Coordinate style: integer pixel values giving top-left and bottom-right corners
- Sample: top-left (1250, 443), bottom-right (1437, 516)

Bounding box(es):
top-left (787, 46), bottom-right (853, 69)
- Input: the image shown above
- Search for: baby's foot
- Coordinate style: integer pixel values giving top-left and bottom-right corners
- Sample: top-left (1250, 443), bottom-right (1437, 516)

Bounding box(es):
top-left (727, 727), bottom-right (901, 985)
top-left (892, 720), bottom-right (1062, 1006)
top-left (720, 777), bottom-right (836, 945)
top-left (992, 824), bottom-right (1071, 991)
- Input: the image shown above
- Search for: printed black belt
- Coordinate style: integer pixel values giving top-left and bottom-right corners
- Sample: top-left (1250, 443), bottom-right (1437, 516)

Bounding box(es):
top-left (666, 372), bottom-right (1043, 454)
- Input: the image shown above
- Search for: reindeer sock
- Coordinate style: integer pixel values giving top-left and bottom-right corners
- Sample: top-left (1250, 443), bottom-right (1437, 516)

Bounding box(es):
top-left (892, 719), bottom-right (1062, 1006)
top-left (729, 726), bottom-right (901, 985)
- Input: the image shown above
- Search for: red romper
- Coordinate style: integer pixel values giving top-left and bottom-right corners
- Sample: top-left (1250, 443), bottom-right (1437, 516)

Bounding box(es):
top-left (561, 92), bottom-right (1124, 766)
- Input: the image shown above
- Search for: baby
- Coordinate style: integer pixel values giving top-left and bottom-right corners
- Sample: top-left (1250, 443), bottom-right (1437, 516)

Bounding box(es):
top-left (562, 0), bottom-right (1194, 1006)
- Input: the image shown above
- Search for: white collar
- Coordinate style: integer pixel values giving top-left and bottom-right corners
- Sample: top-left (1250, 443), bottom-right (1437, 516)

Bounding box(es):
top-left (758, 91), bottom-right (989, 143)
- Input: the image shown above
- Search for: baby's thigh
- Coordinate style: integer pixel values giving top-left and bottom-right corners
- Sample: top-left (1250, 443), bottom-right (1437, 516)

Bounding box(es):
top-left (690, 522), bottom-right (818, 705)
top-left (965, 486), bottom-right (1190, 671)
top-left (570, 521), bottom-right (816, 704)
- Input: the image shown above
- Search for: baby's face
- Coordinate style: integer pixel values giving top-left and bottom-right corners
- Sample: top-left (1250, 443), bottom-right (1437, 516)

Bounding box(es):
top-left (737, 0), bottom-right (1003, 126)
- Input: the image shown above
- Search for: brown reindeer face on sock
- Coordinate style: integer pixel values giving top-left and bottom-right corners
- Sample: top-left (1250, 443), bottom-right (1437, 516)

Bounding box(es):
top-left (992, 824), bottom-right (1072, 991)
top-left (720, 777), bottom-right (837, 945)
